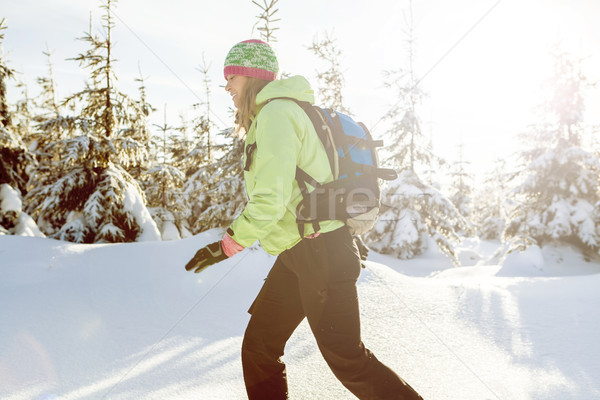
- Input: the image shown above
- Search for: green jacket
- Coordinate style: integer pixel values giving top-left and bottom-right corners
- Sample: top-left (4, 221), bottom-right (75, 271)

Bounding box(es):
top-left (229, 75), bottom-right (344, 255)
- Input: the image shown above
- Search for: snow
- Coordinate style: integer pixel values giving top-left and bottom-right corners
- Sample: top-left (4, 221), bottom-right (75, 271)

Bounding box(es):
top-left (122, 184), bottom-right (161, 242)
top-left (1, 233), bottom-right (600, 400)
top-left (0, 184), bottom-right (45, 238)
top-left (12, 212), bottom-right (45, 237)
top-left (0, 184), bottom-right (22, 212)
top-left (161, 221), bottom-right (182, 241)
top-left (498, 245), bottom-right (545, 277)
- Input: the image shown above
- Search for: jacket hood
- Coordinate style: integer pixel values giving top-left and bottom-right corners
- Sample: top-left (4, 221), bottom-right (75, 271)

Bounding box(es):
top-left (256, 75), bottom-right (315, 106)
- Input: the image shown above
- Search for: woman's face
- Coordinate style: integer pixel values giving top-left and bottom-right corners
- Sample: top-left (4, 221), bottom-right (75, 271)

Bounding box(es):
top-left (225, 75), bottom-right (249, 110)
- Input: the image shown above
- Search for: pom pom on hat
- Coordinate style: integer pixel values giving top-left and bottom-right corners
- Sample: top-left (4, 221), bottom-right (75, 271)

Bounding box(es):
top-left (223, 39), bottom-right (279, 81)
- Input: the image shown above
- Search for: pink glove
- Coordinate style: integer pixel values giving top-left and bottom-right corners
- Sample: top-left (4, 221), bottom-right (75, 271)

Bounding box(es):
top-left (221, 233), bottom-right (245, 257)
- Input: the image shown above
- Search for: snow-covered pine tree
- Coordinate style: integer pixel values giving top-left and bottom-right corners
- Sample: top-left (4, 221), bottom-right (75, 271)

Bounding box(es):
top-left (184, 127), bottom-right (246, 233)
top-left (24, 48), bottom-right (75, 223)
top-left (170, 116), bottom-right (195, 171)
top-left (365, 2), bottom-right (467, 264)
top-left (125, 66), bottom-right (154, 182)
top-left (367, 169), bottom-right (468, 265)
top-left (0, 19), bottom-right (38, 234)
top-left (379, 1), bottom-right (430, 172)
top-left (30, 48), bottom-right (64, 155)
top-left (177, 58), bottom-right (238, 234)
top-left (0, 19), bottom-right (32, 199)
top-left (25, 1), bottom-right (159, 243)
top-left (0, 19), bottom-right (13, 131)
top-left (36, 48), bottom-right (62, 121)
top-left (12, 80), bottom-right (37, 150)
top-left (472, 158), bottom-right (507, 240)
top-left (144, 107), bottom-right (189, 240)
top-left (308, 31), bottom-right (350, 115)
top-left (179, 60), bottom-right (216, 231)
top-left (126, 67), bottom-right (192, 239)
top-left (504, 46), bottom-right (600, 256)
top-left (169, 59), bottom-right (215, 183)
top-left (179, 116), bottom-right (214, 234)
top-left (448, 141), bottom-right (474, 235)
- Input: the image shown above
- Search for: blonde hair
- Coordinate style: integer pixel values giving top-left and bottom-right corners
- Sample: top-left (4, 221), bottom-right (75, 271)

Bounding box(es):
top-left (235, 77), bottom-right (271, 135)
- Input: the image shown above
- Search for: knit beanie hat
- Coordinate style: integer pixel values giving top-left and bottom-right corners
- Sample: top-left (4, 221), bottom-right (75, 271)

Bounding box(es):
top-left (223, 39), bottom-right (279, 81)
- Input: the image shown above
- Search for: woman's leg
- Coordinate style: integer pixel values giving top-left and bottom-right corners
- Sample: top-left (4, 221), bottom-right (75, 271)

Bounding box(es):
top-left (280, 227), bottom-right (424, 400)
top-left (242, 257), bottom-right (305, 400)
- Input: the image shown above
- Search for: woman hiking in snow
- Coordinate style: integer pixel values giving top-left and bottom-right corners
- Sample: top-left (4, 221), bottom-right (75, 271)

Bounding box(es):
top-left (186, 39), bottom-right (423, 400)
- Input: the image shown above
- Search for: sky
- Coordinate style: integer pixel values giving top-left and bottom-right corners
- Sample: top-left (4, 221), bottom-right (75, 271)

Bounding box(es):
top-left (2, 0), bottom-right (600, 181)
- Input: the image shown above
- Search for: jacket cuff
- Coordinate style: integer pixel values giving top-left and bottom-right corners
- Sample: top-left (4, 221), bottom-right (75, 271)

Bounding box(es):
top-left (222, 228), bottom-right (245, 257)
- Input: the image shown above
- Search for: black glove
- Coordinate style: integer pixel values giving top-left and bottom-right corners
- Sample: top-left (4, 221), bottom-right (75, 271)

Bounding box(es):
top-left (185, 241), bottom-right (229, 274)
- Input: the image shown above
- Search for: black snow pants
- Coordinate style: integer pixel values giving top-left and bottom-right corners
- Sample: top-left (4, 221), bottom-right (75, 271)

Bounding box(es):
top-left (241, 226), bottom-right (423, 400)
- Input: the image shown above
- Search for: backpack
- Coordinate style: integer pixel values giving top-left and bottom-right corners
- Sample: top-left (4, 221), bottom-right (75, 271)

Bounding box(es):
top-left (270, 98), bottom-right (398, 237)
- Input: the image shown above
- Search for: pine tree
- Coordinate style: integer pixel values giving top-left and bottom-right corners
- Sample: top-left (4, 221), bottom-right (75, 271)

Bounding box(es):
top-left (251, 0), bottom-right (280, 43)
top-left (0, 19), bottom-right (38, 234)
top-left (179, 116), bottom-right (214, 234)
top-left (184, 128), bottom-right (246, 233)
top-left (366, 169), bottom-right (468, 265)
top-left (308, 31), bottom-right (350, 114)
top-left (0, 19), bottom-right (13, 130)
top-left (12, 80), bottom-right (37, 147)
top-left (126, 65), bottom-right (155, 181)
top-left (144, 107), bottom-right (189, 239)
top-left (504, 46), bottom-right (600, 256)
top-left (0, 18), bottom-right (32, 197)
top-left (25, 1), bottom-right (159, 243)
top-left (24, 48), bottom-right (72, 215)
top-left (380, 1), bottom-right (431, 172)
top-left (179, 56), bottom-right (218, 179)
top-left (365, 2), bottom-right (465, 264)
top-left (33, 48), bottom-right (65, 145)
top-left (178, 58), bottom-right (237, 234)
top-left (448, 141), bottom-right (474, 234)
top-left (37, 47), bottom-right (62, 120)
top-left (473, 158), bottom-right (507, 240)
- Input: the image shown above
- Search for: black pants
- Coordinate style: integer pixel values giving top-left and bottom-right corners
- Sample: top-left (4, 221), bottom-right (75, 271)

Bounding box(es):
top-left (242, 227), bottom-right (423, 400)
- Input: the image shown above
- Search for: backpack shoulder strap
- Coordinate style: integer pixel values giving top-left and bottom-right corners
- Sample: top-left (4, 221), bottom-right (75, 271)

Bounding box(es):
top-left (268, 97), bottom-right (339, 179)
top-left (267, 97), bottom-right (336, 237)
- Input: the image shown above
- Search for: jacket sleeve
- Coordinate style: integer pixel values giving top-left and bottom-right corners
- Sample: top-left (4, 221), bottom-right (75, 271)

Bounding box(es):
top-left (229, 104), bottom-right (302, 247)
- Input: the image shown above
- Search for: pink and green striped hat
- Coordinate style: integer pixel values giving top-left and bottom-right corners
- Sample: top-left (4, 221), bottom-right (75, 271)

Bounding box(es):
top-left (223, 39), bottom-right (279, 81)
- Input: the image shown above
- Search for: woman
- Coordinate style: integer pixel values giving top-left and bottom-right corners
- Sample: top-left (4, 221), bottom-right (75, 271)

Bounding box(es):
top-left (219, 39), bottom-right (423, 400)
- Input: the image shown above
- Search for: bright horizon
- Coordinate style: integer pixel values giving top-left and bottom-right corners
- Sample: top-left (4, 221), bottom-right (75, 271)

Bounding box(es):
top-left (3, 0), bottom-right (600, 181)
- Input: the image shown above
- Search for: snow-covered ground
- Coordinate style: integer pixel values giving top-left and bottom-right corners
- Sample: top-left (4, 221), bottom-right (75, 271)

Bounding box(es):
top-left (1, 232), bottom-right (599, 400)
